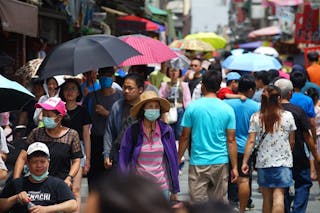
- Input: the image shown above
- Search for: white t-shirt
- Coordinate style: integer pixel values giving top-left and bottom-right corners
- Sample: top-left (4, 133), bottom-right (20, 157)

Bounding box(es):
top-left (249, 110), bottom-right (296, 168)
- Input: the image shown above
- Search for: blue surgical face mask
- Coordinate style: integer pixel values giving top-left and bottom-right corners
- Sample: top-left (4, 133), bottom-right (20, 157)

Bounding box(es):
top-left (30, 170), bottom-right (49, 182)
top-left (43, 117), bottom-right (57, 129)
top-left (99, 76), bottom-right (113, 89)
top-left (144, 109), bottom-right (160, 121)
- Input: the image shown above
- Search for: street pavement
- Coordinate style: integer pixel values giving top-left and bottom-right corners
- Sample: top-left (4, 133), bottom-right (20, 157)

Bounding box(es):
top-left (81, 158), bottom-right (320, 212)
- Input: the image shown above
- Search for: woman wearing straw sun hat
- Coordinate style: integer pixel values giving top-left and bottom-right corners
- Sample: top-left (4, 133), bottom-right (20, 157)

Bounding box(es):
top-left (118, 91), bottom-right (180, 200)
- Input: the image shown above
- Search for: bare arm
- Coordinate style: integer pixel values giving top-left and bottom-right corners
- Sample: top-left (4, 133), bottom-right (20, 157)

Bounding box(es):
top-left (64, 158), bottom-right (80, 187)
top-left (224, 93), bottom-right (247, 101)
top-left (242, 132), bottom-right (256, 164)
top-left (304, 130), bottom-right (320, 162)
top-left (82, 124), bottom-right (91, 174)
top-left (29, 199), bottom-right (77, 213)
top-left (0, 191), bottom-right (29, 212)
top-left (178, 127), bottom-right (191, 164)
top-left (13, 150), bottom-right (27, 178)
top-left (289, 131), bottom-right (295, 151)
top-left (310, 117), bottom-right (317, 144)
top-left (227, 129), bottom-right (238, 183)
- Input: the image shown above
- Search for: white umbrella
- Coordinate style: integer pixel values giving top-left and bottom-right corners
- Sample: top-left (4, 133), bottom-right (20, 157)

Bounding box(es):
top-left (254, 46), bottom-right (279, 57)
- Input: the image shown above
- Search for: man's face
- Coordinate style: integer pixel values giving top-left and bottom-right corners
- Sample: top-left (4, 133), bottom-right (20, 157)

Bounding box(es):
top-left (190, 60), bottom-right (202, 73)
top-left (122, 79), bottom-right (143, 103)
top-left (27, 155), bottom-right (49, 176)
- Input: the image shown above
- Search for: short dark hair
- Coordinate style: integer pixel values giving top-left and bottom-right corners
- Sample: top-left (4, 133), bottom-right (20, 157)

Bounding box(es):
top-left (98, 67), bottom-right (114, 75)
top-left (307, 52), bottom-right (319, 62)
top-left (290, 71), bottom-right (306, 89)
top-left (27, 151), bottom-right (49, 161)
top-left (202, 70), bottom-right (221, 93)
top-left (254, 71), bottom-right (270, 85)
top-left (124, 73), bottom-right (145, 89)
top-left (59, 78), bottom-right (82, 102)
top-left (305, 87), bottom-right (319, 105)
top-left (238, 74), bottom-right (256, 93)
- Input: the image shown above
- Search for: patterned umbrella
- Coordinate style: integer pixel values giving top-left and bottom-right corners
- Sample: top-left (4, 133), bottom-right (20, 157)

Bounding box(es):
top-left (16, 58), bottom-right (43, 80)
top-left (180, 39), bottom-right (215, 52)
top-left (119, 34), bottom-right (177, 66)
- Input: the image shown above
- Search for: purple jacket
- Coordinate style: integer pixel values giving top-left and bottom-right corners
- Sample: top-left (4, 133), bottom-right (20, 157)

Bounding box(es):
top-left (119, 120), bottom-right (180, 193)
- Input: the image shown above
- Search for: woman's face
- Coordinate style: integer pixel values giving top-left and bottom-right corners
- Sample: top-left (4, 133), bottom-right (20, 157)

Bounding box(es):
top-left (42, 109), bottom-right (61, 124)
top-left (63, 82), bottom-right (79, 102)
top-left (47, 78), bottom-right (58, 96)
top-left (143, 101), bottom-right (160, 110)
top-left (168, 68), bottom-right (180, 80)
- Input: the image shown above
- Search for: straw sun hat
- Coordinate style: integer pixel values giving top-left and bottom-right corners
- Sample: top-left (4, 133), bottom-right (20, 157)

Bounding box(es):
top-left (130, 91), bottom-right (170, 118)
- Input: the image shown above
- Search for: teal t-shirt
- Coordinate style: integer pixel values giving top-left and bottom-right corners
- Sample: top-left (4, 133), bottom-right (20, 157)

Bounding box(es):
top-left (224, 98), bottom-right (260, 153)
top-left (181, 97), bottom-right (236, 165)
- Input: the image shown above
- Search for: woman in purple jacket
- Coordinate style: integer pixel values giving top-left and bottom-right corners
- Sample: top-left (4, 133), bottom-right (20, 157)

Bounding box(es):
top-left (119, 91), bottom-right (180, 200)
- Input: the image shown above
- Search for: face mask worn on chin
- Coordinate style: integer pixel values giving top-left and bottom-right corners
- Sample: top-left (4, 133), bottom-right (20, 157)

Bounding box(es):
top-left (30, 170), bottom-right (49, 182)
top-left (43, 117), bottom-right (57, 129)
top-left (99, 76), bottom-right (113, 89)
top-left (144, 109), bottom-right (160, 121)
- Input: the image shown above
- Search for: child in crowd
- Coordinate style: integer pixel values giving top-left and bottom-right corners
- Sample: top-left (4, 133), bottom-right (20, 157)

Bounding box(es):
top-left (217, 72), bottom-right (246, 100)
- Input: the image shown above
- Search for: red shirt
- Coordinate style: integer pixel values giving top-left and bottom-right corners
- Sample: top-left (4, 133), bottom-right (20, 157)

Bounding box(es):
top-left (217, 87), bottom-right (234, 99)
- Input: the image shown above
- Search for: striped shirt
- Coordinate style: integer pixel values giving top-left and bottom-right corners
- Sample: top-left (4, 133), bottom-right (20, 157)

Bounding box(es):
top-left (136, 122), bottom-right (169, 191)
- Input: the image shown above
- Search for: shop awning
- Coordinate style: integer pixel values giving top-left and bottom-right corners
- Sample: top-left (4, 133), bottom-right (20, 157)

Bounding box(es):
top-left (248, 26), bottom-right (281, 38)
top-left (101, 6), bottom-right (128, 16)
top-left (0, 0), bottom-right (38, 37)
top-left (146, 4), bottom-right (168, 16)
top-left (116, 15), bottom-right (162, 32)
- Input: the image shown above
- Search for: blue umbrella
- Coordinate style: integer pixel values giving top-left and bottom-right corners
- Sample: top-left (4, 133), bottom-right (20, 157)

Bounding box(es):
top-left (222, 52), bottom-right (282, 72)
top-left (0, 75), bottom-right (34, 112)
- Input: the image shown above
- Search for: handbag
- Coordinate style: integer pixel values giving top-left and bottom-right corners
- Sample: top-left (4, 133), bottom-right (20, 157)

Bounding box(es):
top-left (167, 80), bottom-right (179, 124)
top-left (252, 131), bottom-right (267, 170)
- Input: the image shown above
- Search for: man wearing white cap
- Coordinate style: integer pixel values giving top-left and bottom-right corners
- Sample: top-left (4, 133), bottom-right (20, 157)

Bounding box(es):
top-left (0, 142), bottom-right (77, 213)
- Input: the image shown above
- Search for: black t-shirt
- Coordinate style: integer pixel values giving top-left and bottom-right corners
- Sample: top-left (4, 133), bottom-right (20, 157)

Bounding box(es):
top-left (187, 76), bottom-right (202, 96)
top-left (0, 176), bottom-right (75, 213)
top-left (282, 103), bottom-right (311, 170)
top-left (62, 105), bottom-right (91, 140)
top-left (25, 128), bottom-right (83, 180)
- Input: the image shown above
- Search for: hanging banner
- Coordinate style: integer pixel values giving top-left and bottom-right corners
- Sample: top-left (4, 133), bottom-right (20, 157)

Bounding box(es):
top-left (295, 4), bottom-right (319, 45)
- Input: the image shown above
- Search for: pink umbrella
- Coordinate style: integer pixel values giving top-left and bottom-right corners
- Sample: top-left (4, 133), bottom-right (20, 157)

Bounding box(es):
top-left (119, 34), bottom-right (177, 66)
top-left (248, 26), bottom-right (281, 38)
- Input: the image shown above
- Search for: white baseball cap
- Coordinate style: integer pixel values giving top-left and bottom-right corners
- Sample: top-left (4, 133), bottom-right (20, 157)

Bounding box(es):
top-left (27, 142), bottom-right (50, 157)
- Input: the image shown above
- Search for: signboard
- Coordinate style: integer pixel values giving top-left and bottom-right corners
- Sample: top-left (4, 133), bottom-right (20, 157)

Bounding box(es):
top-left (295, 4), bottom-right (320, 45)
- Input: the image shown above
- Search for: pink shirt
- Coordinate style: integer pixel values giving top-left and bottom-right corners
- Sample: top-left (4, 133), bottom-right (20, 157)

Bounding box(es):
top-left (136, 122), bottom-right (169, 191)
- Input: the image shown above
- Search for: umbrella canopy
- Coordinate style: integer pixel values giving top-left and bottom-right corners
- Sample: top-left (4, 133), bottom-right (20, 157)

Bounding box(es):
top-left (180, 39), bottom-right (215, 51)
top-left (119, 34), bottom-right (177, 66)
top-left (167, 52), bottom-right (190, 70)
top-left (266, 0), bottom-right (303, 6)
top-left (38, 34), bottom-right (141, 80)
top-left (0, 51), bottom-right (14, 68)
top-left (238, 41), bottom-right (262, 49)
top-left (16, 58), bottom-right (43, 80)
top-left (254, 46), bottom-right (279, 57)
top-left (168, 39), bottom-right (183, 49)
top-left (231, 48), bottom-right (245, 56)
top-left (222, 52), bottom-right (282, 72)
top-left (184, 32), bottom-right (227, 49)
top-left (248, 26), bottom-right (281, 38)
top-left (0, 74), bottom-right (34, 112)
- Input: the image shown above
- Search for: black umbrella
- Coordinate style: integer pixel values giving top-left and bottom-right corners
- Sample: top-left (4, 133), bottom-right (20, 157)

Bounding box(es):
top-left (38, 34), bottom-right (141, 79)
top-left (0, 51), bottom-right (14, 68)
top-left (0, 74), bottom-right (34, 112)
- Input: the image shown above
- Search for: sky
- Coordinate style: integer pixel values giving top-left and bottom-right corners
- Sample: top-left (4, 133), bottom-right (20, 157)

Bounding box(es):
top-left (191, 0), bottom-right (230, 33)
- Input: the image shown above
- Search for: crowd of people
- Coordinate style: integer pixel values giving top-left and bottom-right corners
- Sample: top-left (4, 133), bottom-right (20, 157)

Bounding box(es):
top-left (0, 50), bottom-right (320, 213)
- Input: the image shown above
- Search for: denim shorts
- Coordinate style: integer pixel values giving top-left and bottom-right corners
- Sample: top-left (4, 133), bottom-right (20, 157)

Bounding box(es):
top-left (257, 167), bottom-right (293, 188)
